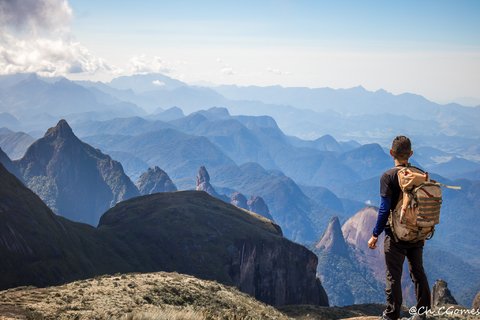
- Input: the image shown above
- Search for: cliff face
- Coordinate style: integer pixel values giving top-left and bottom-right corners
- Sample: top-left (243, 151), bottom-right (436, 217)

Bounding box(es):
top-left (15, 120), bottom-right (139, 225)
top-left (230, 239), bottom-right (328, 306)
top-left (99, 191), bottom-right (328, 306)
top-left (136, 166), bottom-right (177, 195)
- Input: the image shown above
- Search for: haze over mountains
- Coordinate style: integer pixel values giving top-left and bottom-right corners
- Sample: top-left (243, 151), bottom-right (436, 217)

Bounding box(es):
top-left (0, 72), bottom-right (479, 308)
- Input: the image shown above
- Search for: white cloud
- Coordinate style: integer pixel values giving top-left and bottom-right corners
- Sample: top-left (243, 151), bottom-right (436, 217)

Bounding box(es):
top-left (129, 55), bottom-right (172, 74)
top-left (221, 67), bottom-right (235, 76)
top-left (152, 80), bottom-right (165, 86)
top-left (266, 68), bottom-right (291, 76)
top-left (0, 0), bottom-right (113, 77)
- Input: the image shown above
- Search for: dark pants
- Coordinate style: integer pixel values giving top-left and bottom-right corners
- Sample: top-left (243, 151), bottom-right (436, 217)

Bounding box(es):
top-left (383, 234), bottom-right (431, 320)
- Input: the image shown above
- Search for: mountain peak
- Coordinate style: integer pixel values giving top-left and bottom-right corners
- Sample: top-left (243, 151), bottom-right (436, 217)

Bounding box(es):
top-left (196, 165), bottom-right (210, 184)
top-left (45, 119), bottom-right (75, 139)
top-left (136, 166), bottom-right (177, 195)
top-left (315, 216), bottom-right (349, 256)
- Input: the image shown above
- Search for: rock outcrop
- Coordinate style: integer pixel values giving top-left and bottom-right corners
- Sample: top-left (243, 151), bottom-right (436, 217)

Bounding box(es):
top-left (247, 195), bottom-right (273, 220)
top-left (432, 279), bottom-right (458, 308)
top-left (316, 216), bottom-right (349, 256)
top-left (136, 166), bottom-right (177, 195)
top-left (231, 193), bottom-right (273, 220)
top-left (196, 166), bottom-right (225, 199)
top-left (473, 292), bottom-right (480, 309)
top-left (230, 192), bottom-right (248, 209)
top-left (0, 162), bottom-right (327, 307)
top-left (14, 120), bottom-right (139, 225)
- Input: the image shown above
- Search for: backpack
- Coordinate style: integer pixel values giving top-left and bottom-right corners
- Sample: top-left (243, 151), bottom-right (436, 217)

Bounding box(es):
top-left (389, 165), bottom-right (442, 242)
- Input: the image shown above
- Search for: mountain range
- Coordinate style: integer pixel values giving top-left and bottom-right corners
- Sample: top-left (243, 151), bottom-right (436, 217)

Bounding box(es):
top-left (0, 161), bottom-right (328, 306)
top-left (1, 72), bottom-right (479, 309)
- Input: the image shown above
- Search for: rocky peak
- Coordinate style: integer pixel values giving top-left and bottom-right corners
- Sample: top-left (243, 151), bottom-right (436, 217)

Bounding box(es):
top-left (196, 166), bottom-right (219, 197)
top-left (136, 166), bottom-right (177, 195)
top-left (247, 195), bottom-right (273, 220)
top-left (231, 192), bottom-right (248, 209)
top-left (432, 279), bottom-right (458, 308)
top-left (196, 165), bottom-right (210, 185)
top-left (15, 120), bottom-right (139, 225)
top-left (44, 119), bottom-right (76, 140)
top-left (315, 216), bottom-right (349, 256)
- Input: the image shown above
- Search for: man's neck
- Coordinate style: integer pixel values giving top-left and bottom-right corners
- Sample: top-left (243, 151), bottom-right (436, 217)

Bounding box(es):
top-left (394, 159), bottom-right (409, 166)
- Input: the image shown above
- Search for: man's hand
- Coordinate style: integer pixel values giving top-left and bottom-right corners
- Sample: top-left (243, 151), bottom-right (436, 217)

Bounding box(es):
top-left (368, 235), bottom-right (378, 249)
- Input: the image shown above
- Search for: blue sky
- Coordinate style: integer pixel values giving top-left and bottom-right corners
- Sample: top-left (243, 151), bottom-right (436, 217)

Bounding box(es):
top-left (69, 0), bottom-right (479, 48)
top-left (2, 0), bottom-right (479, 104)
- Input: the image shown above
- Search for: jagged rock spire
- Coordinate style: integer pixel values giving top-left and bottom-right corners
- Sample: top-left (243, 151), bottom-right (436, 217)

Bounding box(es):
top-left (231, 192), bottom-right (248, 209)
top-left (432, 279), bottom-right (458, 308)
top-left (315, 216), bottom-right (349, 256)
top-left (247, 195), bottom-right (273, 220)
top-left (136, 166), bottom-right (177, 195)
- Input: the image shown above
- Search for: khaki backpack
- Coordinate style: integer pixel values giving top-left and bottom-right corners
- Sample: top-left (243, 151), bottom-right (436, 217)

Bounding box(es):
top-left (389, 165), bottom-right (442, 242)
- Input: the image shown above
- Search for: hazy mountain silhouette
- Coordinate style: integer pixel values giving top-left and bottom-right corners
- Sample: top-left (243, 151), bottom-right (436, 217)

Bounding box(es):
top-left (0, 128), bottom-right (34, 159)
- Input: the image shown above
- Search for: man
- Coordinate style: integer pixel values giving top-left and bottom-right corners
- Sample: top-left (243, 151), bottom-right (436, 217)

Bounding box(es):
top-left (368, 136), bottom-right (431, 320)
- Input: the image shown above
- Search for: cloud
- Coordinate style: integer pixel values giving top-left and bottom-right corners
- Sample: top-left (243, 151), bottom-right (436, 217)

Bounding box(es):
top-left (129, 55), bottom-right (172, 74)
top-left (221, 67), bottom-right (235, 76)
top-left (0, 31), bottom-right (112, 76)
top-left (152, 80), bottom-right (165, 86)
top-left (0, 0), bottom-right (113, 77)
top-left (0, 0), bottom-right (72, 35)
top-left (266, 68), bottom-right (291, 76)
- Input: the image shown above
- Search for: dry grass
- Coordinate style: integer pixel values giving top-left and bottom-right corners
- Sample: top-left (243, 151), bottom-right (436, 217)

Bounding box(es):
top-left (0, 272), bottom-right (290, 320)
top-left (119, 306), bottom-right (204, 320)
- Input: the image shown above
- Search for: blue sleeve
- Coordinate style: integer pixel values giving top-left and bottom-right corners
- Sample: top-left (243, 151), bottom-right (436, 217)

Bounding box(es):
top-left (372, 196), bottom-right (391, 237)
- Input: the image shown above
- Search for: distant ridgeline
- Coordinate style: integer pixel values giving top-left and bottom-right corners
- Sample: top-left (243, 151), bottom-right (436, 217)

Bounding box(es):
top-left (0, 72), bottom-right (479, 307)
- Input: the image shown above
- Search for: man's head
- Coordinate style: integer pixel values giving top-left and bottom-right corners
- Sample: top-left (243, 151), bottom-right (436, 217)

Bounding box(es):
top-left (390, 135), bottom-right (412, 161)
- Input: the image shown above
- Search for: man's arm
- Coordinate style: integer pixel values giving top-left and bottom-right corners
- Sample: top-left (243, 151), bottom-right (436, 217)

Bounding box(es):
top-left (368, 172), bottom-right (393, 249)
top-left (373, 196), bottom-right (392, 237)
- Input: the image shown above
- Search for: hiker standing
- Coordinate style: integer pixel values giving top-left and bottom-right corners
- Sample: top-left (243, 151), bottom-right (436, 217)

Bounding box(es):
top-left (368, 136), bottom-right (433, 320)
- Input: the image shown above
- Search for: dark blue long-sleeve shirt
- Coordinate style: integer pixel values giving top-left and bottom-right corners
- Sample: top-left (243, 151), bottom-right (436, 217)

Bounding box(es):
top-left (372, 196), bottom-right (391, 237)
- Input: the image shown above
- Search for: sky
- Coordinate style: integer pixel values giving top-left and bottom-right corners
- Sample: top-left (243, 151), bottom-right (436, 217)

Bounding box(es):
top-left (1, 0), bottom-right (479, 104)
